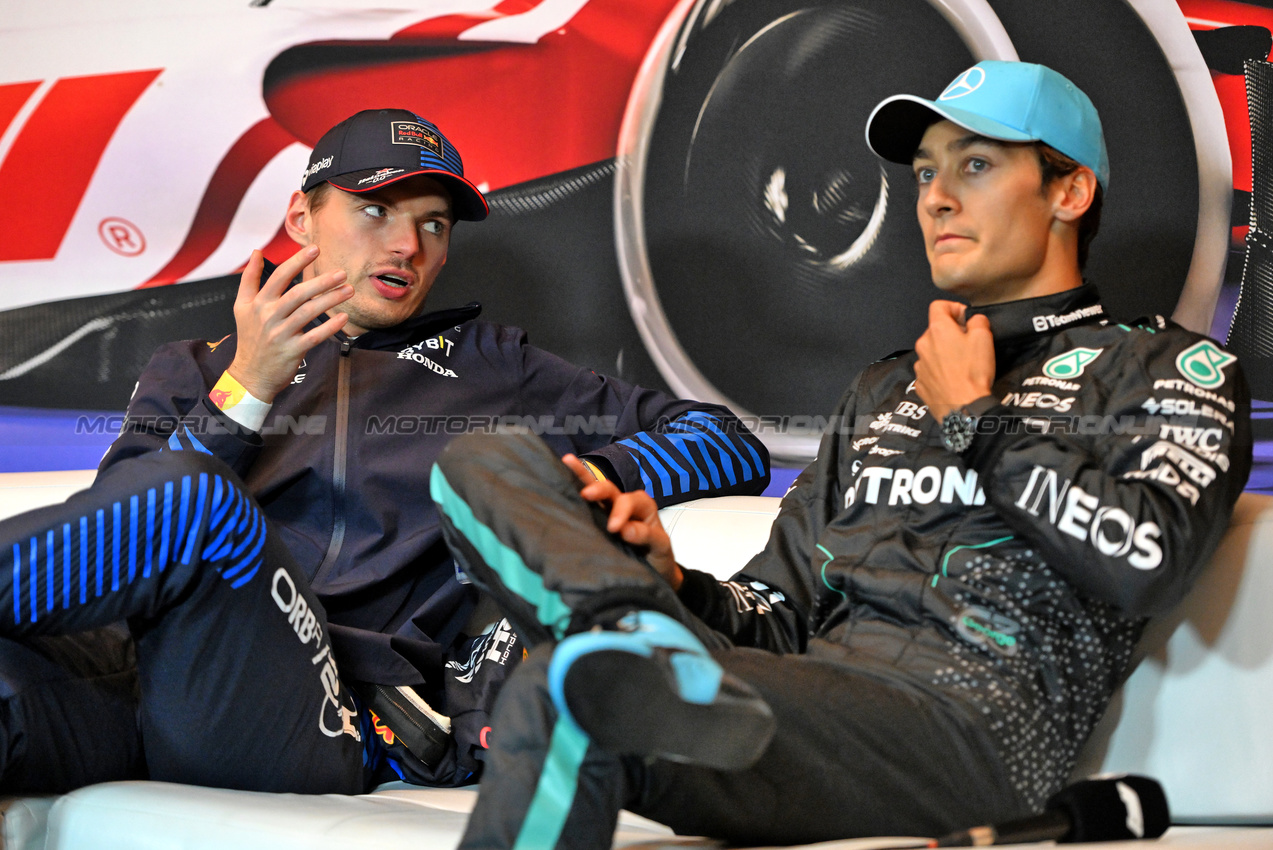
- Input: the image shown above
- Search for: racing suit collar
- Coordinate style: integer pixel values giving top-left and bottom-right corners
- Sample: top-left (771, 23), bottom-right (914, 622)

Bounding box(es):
top-left (334, 300), bottom-right (483, 351)
top-left (966, 283), bottom-right (1105, 346)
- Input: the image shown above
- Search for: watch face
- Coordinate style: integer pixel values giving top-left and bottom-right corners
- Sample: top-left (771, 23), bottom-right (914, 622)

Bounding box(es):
top-left (941, 411), bottom-right (975, 454)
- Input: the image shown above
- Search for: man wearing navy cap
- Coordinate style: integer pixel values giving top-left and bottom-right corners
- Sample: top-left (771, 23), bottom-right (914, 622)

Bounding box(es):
top-left (0, 110), bottom-right (769, 795)
top-left (437, 62), bottom-right (1250, 846)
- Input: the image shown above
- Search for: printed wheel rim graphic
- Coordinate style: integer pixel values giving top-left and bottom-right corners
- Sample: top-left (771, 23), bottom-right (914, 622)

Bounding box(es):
top-left (614, 0), bottom-right (1230, 462)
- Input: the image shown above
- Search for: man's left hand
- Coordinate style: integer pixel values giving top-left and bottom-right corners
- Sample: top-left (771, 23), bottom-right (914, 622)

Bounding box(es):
top-left (561, 454), bottom-right (683, 591)
top-left (914, 300), bottom-right (996, 421)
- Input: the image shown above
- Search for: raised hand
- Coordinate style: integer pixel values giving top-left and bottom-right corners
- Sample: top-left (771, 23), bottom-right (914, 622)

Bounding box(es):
top-left (227, 247), bottom-right (353, 402)
top-left (914, 299), bottom-right (996, 421)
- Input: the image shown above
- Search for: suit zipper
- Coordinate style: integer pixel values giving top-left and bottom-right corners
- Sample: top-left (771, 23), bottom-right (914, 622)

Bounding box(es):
top-left (314, 340), bottom-right (352, 583)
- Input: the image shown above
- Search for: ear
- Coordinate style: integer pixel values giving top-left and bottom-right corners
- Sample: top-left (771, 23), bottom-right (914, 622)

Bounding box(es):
top-left (1052, 167), bottom-right (1097, 224)
top-left (283, 190), bottom-right (312, 246)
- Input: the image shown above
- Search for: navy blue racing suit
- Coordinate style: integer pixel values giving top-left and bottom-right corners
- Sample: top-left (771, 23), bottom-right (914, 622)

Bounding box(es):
top-left (0, 302), bottom-right (769, 792)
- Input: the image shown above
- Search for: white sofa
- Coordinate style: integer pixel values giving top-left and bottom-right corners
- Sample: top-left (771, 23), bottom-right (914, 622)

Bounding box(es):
top-left (0, 472), bottom-right (1270, 849)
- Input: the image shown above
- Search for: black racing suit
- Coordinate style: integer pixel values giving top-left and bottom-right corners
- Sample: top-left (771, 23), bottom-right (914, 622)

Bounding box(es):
top-left (0, 303), bottom-right (769, 793)
top-left (433, 285), bottom-right (1251, 847)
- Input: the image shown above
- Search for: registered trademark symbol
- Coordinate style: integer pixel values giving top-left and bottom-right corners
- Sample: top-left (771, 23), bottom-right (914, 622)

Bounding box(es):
top-left (99, 218), bottom-right (146, 256)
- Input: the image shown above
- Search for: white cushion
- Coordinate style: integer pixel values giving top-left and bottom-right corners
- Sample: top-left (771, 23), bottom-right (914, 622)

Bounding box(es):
top-left (0, 469), bottom-right (95, 520)
top-left (23, 782), bottom-right (1273, 850)
top-left (33, 783), bottom-right (678, 850)
top-left (1076, 492), bottom-right (1273, 821)
top-left (0, 796), bottom-right (56, 850)
top-left (659, 495), bottom-right (782, 579)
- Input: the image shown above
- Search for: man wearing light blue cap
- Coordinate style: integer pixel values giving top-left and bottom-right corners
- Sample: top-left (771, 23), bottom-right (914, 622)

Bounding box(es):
top-left (443, 62), bottom-right (1250, 847)
top-left (867, 60), bottom-right (1110, 189)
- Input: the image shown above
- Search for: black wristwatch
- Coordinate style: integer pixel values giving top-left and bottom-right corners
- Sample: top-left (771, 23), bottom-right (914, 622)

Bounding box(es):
top-left (940, 406), bottom-right (979, 454)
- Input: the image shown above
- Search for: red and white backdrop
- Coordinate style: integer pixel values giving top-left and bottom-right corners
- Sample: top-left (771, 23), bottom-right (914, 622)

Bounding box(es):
top-left (0, 0), bottom-right (1270, 485)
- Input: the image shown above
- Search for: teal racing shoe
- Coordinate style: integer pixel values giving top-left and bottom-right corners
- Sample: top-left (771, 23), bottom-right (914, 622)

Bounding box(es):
top-left (547, 611), bottom-right (775, 770)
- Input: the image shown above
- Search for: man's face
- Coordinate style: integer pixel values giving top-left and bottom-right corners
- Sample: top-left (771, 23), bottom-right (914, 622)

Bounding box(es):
top-left (289, 175), bottom-right (453, 336)
top-left (912, 120), bottom-right (1058, 306)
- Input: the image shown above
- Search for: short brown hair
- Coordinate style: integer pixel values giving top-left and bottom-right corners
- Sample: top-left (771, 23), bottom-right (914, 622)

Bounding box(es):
top-left (305, 181), bottom-right (334, 215)
top-left (1035, 144), bottom-right (1103, 270)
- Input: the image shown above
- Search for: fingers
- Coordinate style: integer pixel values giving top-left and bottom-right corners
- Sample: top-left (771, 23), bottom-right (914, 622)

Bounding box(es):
top-left (604, 490), bottom-right (658, 534)
top-left (561, 455), bottom-right (595, 488)
top-left (560, 454), bottom-right (659, 537)
top-left (928, 299), bottom-right (966, 327)
top-left (962, 314), bottom-right (995, 361)
top-left (557, 456), bottom-right (676, 576)
top-left (274, 274), bottom-right (352, 337)
top-left (236, 244), bottom-right (351, 344)
top-left (564, 456), bottom-right (624, 508)
top-left (914, 327), bottom-right (933, 359)
top-left (607, 491), bottom-right (674, 573)
top-left (965, 313), bottom-right (992, 336)
top-left (617, 518), bottom-right (664, 549)
top-left (581, 478), bottom-right (622, 507)
top-left (238, 244), bottom-right (345, 321)
top-left (561, 453), bottom-right (620, 504)
top-left (237, 249), bottom-right (265, 305)
top-left (276, 267), bottom-right (350, 317)
top-left (611, 494), bottom-right (676, 583)
top-left (298, 312), bottom-right (351, 350)
top-left (260, 244), bottom-right (320, 299)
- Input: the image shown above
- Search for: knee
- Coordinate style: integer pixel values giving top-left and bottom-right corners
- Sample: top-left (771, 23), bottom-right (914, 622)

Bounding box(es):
top-left (439, 431), bottom-right (545, 470)
top-left (435, 432), bottom-right (562, 492)
top-left (97, 449), bottom-right (238, 494)
top-left (91, 451), bottom-right (256, 539)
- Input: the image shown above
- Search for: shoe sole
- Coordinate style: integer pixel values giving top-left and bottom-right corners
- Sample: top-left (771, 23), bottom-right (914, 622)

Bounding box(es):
top-left (562, 648), bottom-right (776, 771)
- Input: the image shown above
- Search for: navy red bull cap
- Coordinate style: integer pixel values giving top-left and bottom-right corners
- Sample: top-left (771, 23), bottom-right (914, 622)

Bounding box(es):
top-left (301, 109), bottom-right (489, 221)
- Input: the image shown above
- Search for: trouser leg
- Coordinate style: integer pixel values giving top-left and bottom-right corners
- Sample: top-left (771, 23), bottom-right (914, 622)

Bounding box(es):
top-left (0, 451), bottom-right (365, 793)
top-left (0, 626), bottom-right (142, 792)
top-left (631, 648), bottom-right (1030, 844)
top-left (459, 646), bottom-right (634, 850)
top-left (466, 646), bottom-right (1028, 849)
top-left (431, 432), bottom-right (719, 648)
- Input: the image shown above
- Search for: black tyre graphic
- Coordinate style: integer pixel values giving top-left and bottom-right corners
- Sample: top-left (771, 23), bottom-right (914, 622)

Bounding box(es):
top-left (617, 0), bottom-right (1228, 460)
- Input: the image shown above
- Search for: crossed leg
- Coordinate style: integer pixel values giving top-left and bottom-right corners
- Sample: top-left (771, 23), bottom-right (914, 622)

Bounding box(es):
top-left (432, 433), bottom-right (1028, 849)
top-left (0, 450), bottom-right (366, 793)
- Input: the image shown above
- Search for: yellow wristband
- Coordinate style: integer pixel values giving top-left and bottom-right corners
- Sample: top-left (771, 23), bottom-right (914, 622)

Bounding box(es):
top-left (209, 371), bottom-right (250, 411)
top-left (209, 371), bottom-right (270, 432)
top-left (581, 460), bottom-right (607, 482)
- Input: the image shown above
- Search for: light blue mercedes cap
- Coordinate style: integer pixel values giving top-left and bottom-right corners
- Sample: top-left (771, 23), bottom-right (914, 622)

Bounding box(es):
top-left (865, 60), bottom-right (1109, 190)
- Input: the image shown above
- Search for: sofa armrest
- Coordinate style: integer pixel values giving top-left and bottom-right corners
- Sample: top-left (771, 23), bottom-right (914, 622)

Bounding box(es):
top-left (1075, 492), bottom-right (1273, 822)
top-left (659, 496), bottom-right (781, 580)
